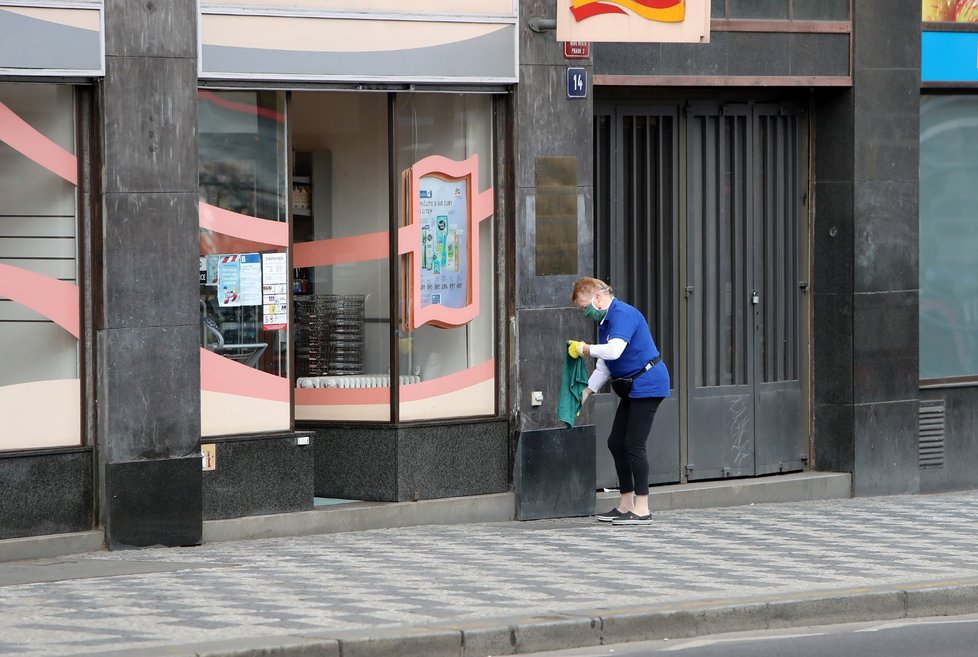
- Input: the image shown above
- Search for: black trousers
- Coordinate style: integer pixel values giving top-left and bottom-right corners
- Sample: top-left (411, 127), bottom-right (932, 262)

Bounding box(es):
top-left (607, 396), bottom-right (663, 497)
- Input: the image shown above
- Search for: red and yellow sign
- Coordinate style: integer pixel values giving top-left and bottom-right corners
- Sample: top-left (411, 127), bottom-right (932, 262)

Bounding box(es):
top-left (571, 0), bottom-right (685, 23)
top-left (557, 0), bottom-right (708, 43)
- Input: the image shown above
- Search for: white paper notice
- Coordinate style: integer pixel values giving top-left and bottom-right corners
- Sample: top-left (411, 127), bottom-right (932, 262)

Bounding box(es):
top-left (262, 252), bottom-right (289, 330)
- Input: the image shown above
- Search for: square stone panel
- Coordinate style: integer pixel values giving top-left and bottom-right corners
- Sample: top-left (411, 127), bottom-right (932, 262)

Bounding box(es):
top-left (103, 56), bottom-right (198, 194)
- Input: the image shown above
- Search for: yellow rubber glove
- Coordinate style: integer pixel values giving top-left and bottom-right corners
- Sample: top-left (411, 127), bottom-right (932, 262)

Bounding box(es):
top-left (567, 340), bottom-right (585, 359)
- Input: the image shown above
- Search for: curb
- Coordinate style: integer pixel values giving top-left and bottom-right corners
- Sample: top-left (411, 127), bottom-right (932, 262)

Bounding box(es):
top-left (72, 578), bottom-right (978, 657)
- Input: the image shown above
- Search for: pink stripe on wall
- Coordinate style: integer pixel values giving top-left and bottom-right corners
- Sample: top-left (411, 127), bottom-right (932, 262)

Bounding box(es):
top-left (293, 231), bottom-right (388, 268)
top-left (0, 264), bottom-right (79, 338)
top-left (199, 202), bottom-right (289, 248)
top-left (0, 101), bottom-right (77, 185)
top-left (400, 358), bottom-right (495, 402)
top-left (200, 348), bottom-right (290, 402)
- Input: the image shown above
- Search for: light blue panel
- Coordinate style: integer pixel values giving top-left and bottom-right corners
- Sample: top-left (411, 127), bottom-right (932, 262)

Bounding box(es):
top-left (923, 31), bottom-right (978, 82)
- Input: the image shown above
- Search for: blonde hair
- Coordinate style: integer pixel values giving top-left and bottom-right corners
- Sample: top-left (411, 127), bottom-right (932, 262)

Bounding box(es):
top-left (571, 277), bottom-right (611, 305)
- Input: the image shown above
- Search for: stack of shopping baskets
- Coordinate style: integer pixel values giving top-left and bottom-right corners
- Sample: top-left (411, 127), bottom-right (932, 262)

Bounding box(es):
top-left (293, 294), bottom-right (365, 376)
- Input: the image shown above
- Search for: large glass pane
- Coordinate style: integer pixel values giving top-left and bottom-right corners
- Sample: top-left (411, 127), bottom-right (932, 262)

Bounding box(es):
top-left (291, 91), bottom-right (391, 422)
top-left (0, 83), bottom-right (80, 449)
top-left (920, 95), bottom-right (978, 380)
top-left (712, 0), bottom-right (725, 18)
top-left (198, 90), bottom-right (291, 435)
top-left (792, 0), bottom-right (849, 20)
top-left (727, 0), bottom-right (788, 19)
top-left (395, 94), bottom-right (496, 421)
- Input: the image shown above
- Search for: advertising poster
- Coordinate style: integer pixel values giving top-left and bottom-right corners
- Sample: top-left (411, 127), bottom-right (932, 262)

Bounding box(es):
top-left (262, 252), bottom-right (289, 330)
top-left (418, 175), bottom-right (469, 311)
top-left (924, 0), bottom-right (978, 22)
top-left (218, 254), bottom-right (241, 307)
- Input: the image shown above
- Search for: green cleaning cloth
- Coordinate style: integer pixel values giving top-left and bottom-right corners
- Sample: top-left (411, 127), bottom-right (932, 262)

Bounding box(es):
top-left (558, 349), bottom-right (590, 428)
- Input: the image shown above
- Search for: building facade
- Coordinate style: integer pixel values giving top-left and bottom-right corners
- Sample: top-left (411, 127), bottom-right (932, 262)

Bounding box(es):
top-left (0, 1), bottom-right (970, 548)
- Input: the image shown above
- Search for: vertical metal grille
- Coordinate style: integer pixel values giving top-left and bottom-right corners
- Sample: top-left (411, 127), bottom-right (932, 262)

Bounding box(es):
top-left (756, 108), bottom-right (801, 384)
top-left (595, 107), bottom-right (679, 381)
top-left (919, 399), bottom-right (946, 469)
top-left (689, 109), bottom-right (750, 388)
top-left (594, 113), bottom-right (613, 286)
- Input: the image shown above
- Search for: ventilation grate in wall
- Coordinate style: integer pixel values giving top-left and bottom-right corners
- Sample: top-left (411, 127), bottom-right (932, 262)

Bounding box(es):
top-left (919, 399), bottom-right (946, 469)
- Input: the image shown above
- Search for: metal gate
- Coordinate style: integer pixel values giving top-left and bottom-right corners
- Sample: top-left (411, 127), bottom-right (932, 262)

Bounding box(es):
top-left (593, 100), bottom-right (806, 487)
top-left (685, 102), bottom-right (805, 481)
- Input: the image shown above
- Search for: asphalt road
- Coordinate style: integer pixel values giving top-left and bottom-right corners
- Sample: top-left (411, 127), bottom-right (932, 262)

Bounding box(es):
top-left (524, 614), bottom-right (978, 657)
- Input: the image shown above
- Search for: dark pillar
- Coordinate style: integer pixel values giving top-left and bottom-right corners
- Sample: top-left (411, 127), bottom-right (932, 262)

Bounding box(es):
top-left (814, 2), bottom-right (921, 495)
top-left (98, 1), bottom-right (201, 547)
top-left (517, 0), bottom-right (595, 432)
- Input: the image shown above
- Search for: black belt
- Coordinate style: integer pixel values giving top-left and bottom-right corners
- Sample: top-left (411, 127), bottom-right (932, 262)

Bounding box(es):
top-left (621, 356), bottom-right (661, 382)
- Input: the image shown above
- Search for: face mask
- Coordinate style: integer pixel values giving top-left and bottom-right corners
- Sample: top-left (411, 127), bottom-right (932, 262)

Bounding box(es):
top-left (584, 296), bottom-right (607, 322)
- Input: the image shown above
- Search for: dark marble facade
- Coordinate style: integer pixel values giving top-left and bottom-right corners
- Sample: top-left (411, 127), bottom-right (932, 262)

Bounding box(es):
top-left (202, 434), bottom-right (314, 520)
top-left (104, 456), bottom-right (201, 549)
top-left (0, 449), bottom-right (94, 541)
top-left (920, 389), bottom-right (978, 493)
top-left (514, 426), bottom-right (596, 520)
top-left (312, 419), bottom-right (510, 502)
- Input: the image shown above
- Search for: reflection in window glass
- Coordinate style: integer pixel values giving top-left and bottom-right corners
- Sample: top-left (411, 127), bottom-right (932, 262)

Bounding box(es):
top-left (395, 94), bottom-right (496, 421)
top-left (198, 90), bottom-right (288, 376)
top-left (712, 0), bottom-right (724, 17)
top-left (291, 92), bottom-right (391, 422)
top-left (198, 90), bottom-right (290, 434)
top-left (727, 0), bottom-right (788, 18)
top-left (920, 95), bottom-right (978, 379)
top-left (792, 0), bottom-right (849, 20)
top-left (0, 83), bottom-right (79, 450)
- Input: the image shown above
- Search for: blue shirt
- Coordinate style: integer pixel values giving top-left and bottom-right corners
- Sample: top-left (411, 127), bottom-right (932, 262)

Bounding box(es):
top-left (599, 298), bottom-right (671, 398)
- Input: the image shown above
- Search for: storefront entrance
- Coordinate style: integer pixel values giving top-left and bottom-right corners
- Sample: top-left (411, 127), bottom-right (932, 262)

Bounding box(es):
top-left (594, 99), bottom-right (809, 484)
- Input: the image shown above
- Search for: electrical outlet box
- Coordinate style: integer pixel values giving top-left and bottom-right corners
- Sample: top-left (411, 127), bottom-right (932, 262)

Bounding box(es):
top-left (531, 391), bottom-right (544, 406)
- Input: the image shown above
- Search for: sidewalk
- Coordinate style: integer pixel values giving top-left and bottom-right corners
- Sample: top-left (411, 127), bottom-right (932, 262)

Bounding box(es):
top-left (2, 489), bottom-right (978, 656)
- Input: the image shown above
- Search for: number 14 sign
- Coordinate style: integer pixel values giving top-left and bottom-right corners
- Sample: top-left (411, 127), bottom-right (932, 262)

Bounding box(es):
top-left (567, 67), bottom-right (588, 99)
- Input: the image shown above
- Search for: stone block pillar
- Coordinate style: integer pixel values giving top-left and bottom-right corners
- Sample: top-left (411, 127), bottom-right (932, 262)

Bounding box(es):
top-left (97, 0), bottom-right (201, 547)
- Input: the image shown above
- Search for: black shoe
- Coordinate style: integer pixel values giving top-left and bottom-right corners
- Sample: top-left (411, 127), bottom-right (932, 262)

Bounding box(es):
top-left (611, 511), bottom-right (654, 526)
top-left (596, 508), bottom-right (623, 522)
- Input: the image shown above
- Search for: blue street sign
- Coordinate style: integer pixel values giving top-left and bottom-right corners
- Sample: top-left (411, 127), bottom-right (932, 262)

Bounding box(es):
top-left (567, 67), bottom-right (587, 99)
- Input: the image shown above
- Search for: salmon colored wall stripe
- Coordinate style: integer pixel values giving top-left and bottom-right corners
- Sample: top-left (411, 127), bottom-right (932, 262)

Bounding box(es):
top-left (295, 386), bottom-right (390, 406)
top-left (0, 264), bottom-right (79, 338)
top-left (293, 231), bottom-right (388, 268)
top-left (199, 202), bottom-right (289, 247)
top-left (200, 348), bottom-right (290, 402)
top-left (295, 359), bottom-right (494, 406)
top-left (0, 101), bottom-right (77, 185)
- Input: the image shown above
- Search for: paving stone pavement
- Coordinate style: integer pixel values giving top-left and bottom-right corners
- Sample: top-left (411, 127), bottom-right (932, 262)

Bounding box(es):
top-left (2, 491), bottom-right (978, 656)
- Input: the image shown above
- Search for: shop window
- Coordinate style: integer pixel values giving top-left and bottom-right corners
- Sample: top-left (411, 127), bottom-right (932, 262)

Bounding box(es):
top-left (198, 90), bottom-right (291, 435)
top-left (291, 92), bottom-right (391, 422)
top-left (920, 95), bottom-right (978, 381)
top-left (0, 83), bottom-right (80, 450)
top-left (395, 94), bottom-right (496, 420)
